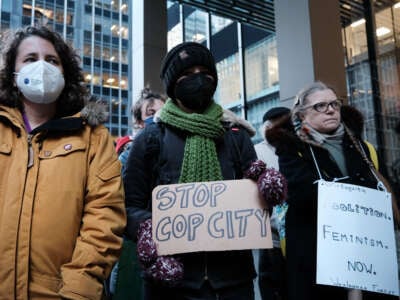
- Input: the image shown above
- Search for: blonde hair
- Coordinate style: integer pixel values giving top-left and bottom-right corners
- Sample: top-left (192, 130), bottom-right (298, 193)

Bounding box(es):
top-left (291, 81), bottom-right (336, 128)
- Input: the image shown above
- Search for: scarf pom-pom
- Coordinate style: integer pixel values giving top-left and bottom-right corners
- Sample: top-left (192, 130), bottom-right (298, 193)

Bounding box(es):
top-left (244, 160), bottom-right (267, 180)
top-left (257, 168), bottom-right (287, 206)
top-left (137, 219), bottom-right (158, 267)
top-left (145, 255), bottom-right (184, 286)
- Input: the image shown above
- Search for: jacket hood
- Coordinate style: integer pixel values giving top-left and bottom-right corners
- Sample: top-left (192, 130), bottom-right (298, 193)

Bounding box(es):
top-left (266, 104), bottom-right (365, 151)
top-left (340, 105), bottom-right (364, 137)
top-left (0, 100), bottom-right (109, 135)
top-left (222, 109), bottom-right (256, 137)
top-left (80, 100), bottom-right (109, 126)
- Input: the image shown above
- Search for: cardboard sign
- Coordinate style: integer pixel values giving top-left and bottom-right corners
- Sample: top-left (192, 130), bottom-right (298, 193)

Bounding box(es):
top-left (152, 179), bottom-right (272, 255)
top-left (316, 180), bottom-right (399, 296)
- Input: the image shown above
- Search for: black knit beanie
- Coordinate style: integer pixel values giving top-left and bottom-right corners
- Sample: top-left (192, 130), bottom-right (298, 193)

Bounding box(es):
top-left (262, 107), bottom-right (291, 123)
top-left (160, 42), bottom-right (218, 99)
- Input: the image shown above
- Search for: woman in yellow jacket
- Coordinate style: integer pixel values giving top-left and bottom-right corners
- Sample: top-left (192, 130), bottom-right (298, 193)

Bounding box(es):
top-left (0, 26), bottom-right (126, 299)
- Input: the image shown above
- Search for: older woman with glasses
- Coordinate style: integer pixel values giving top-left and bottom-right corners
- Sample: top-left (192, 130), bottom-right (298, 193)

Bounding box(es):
top-left (266, 81), bottom-right (398, 300)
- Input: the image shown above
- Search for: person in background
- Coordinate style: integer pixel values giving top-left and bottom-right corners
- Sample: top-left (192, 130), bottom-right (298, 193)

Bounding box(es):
top-left (255, 107), bottom-right (290, 167)
top-left (131, 87), bottom-right (166, 130)
top-left (266, 81), bottom-right (399, 300)
top-left (123, 42), bottom-right (259, 300)
top-left (116, 135), bottom-right (133, 156)
top-left (107, 133), bottom-right (135, 300)
top-left (114, 135), bottom-right (134, 170)
top-left (109, 87), bottom-right (165, 300)
top-left (0, 26), bottom-right (126, 299)
top-left (255, 106), bottom-right (290, 300)
top-left (116, 88), bottom-right (166, 172)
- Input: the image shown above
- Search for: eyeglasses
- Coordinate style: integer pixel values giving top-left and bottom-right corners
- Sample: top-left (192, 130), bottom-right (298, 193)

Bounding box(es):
top-left (301, 99), bottom-right (342, 113)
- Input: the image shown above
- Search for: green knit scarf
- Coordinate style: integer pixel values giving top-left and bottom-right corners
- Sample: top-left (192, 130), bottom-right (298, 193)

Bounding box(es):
top-left (160, 99), bottom-right (225, 183)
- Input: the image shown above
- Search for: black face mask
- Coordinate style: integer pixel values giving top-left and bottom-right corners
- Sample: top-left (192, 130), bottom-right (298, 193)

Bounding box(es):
top-left (174, 73), bottom-right (216, 112)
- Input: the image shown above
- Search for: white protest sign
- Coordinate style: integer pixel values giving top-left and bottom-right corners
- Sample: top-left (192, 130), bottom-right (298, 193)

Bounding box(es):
top-left (152, 179), bottom-right (272, 255)
top-left (317, 180), bottom-right (399, 296)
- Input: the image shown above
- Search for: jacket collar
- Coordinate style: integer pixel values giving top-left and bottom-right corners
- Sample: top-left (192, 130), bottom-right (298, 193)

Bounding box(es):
top-left (0, 101), bottom-right (108, 135)
top-left (221, 109), bottom-right (256, 137)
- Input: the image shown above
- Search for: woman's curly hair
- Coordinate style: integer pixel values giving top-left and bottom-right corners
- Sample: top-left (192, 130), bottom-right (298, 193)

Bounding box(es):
top-left (0, 26), bottom-right (89, 118)
top-left (131, 87), bottom-right (166, 124)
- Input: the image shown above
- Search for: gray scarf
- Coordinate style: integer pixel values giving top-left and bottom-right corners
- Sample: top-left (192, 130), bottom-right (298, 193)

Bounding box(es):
top-left (305, 123), bottom-right (348, 176)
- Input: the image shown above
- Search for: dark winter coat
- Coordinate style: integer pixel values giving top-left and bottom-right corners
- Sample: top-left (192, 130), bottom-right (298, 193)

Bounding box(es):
top-left (266, 106), bottom-right (396, 300)
top-left (123, 111), bottom-right (257, 290)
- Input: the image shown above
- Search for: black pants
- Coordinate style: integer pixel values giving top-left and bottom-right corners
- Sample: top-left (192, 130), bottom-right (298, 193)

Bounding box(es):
top-left (258, 248), bottom-right (286, 300)
top-left (144, 280), bottom-right (254, 300)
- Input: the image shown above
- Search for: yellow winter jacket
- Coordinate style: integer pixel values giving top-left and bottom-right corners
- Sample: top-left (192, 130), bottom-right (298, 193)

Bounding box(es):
top-left (0, 104), bottom-right (126, 300)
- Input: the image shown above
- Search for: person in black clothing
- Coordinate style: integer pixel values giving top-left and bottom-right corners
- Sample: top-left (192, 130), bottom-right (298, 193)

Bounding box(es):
top-left (109, 87), bottom-right (166, 300)
top-left (123, 42), bottom-right (258, 300)
top-left (266, 81), bottom-right (399, 300)
top-left (255, 107), bottom-right (291, 300)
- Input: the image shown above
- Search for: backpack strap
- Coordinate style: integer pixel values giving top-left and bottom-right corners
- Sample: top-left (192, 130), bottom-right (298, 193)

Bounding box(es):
top-left (144, 123), bottom-right (164, 188)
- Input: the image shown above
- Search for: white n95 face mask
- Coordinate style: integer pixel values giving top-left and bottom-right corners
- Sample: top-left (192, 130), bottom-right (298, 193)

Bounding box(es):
top-left (15, 60), bottom-right (65, 104)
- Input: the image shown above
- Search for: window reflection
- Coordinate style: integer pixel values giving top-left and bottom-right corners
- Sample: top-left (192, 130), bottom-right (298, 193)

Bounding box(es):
top-left (184, 8), bottom-right (207, 43)
top-left (245, 37), bottom-right (279, 101)
top-left (22, 4), bottom-right (73, 25)
top-left (168, 22), bottom-right (183, 50)
top-left (344, 18), bottom-right (368, 63)
top-left (83, 44), bottom-right (128, 64)
top-left (83, 72), bottom-right (128, 89)
top-left (215, 53), bottom-right (241, 106)
top-left (92, 0), bottom-right (129, 14)
top-left (211, 15), bottom-right (233, 35)
top-left (343, 3), bottom-right (400, 183)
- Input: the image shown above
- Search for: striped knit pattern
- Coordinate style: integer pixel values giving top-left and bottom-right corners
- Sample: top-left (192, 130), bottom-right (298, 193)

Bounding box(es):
top-left (160, 99), bottom-right (225, 183)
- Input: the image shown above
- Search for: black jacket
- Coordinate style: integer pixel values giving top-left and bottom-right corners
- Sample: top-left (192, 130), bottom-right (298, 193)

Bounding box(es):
top-left (123, 118), bottom-right (257, 290)
top-left (266, 106), bottom-right (396, 300)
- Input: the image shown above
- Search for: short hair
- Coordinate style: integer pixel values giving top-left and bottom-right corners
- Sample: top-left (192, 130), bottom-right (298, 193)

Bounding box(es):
top-left (131, 87), bottom-right (166, 124)
top-left (0, 26), bottom-right (88, 117)
top-left (262, 107), bottom-right (290, 123)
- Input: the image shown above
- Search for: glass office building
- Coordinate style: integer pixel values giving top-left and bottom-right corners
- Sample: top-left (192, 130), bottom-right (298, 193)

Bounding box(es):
top-left (0, 0), bottom-right (131, 137)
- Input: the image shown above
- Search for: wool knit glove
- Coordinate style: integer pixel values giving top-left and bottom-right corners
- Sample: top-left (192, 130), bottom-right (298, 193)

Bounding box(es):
top-left (137, 219), bottom-right (184, 286)
top-left (245, 160), bottom-right (287, 207)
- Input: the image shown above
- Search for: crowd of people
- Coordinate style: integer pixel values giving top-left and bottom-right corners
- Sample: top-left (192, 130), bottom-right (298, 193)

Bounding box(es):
top-left (0, 25), bottom-right (398, 300)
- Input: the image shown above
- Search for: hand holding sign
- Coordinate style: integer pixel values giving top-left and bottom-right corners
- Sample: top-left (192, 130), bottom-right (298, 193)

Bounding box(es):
top-left (137, 218), bottom-right (184, 285)
top-left (245, 160), bottom-right (288, 207)
top-left (152, 179), bottom-right (273, 255)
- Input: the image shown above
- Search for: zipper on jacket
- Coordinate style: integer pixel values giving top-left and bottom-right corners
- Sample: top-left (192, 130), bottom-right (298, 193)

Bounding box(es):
top-left (204, 252), bottom-right (208, 280)
top-left (27, 134), bottom-right (34, 168)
